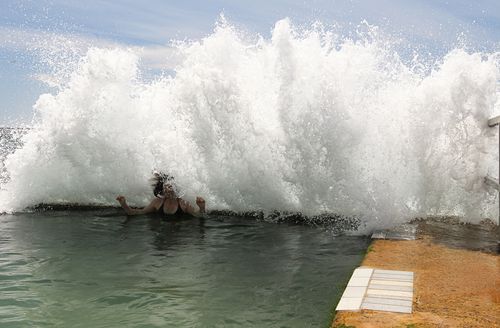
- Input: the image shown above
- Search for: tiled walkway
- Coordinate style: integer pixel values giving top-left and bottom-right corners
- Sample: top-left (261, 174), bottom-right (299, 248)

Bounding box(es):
top-left (336, 267), bottom-right (414, 313)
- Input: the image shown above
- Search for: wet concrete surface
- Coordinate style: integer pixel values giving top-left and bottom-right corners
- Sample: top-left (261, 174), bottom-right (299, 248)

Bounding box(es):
top-left (414, 218), bottom-right (499, 254)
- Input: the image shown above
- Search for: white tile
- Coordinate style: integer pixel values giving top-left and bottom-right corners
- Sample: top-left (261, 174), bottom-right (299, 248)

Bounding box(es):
top-left (342, 286), bottom-right (368, 298)
top-left (370, 279), bottom-right (413, 287)
top-left (336, 297), bottom-right (363, 311)
top-left (373, 269), bottom-right (414, 277)
top-left (361, 302), bottom-right (412, 313)
top-left (366, 288), bottom-right (413, 299)
top-left (363, 297), bottom-right (413, 307)
top-left (372, 272), bottom-right (413, 278)
top-left (368, 284), bottom-right (413, 292)
top-left (352, 268), bottom-right (373, 278)
top-left (371, 274), bottom-right (413, 282)
top-left (347, 276), bottom-right (371, 287)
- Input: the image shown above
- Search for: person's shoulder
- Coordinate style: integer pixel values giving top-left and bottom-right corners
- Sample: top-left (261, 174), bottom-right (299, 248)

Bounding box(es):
top-left (149, 196), bottom-right (163, 208)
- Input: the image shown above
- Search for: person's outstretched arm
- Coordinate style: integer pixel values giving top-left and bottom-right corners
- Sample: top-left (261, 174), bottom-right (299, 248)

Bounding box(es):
top-left (179, 197), bottom-right (206, 217)
top-left (116, 195), bottom-right (159, 216)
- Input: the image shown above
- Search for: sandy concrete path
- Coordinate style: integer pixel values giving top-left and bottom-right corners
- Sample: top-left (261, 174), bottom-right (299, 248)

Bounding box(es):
top-left (332, 237), bottom-right (499, 328)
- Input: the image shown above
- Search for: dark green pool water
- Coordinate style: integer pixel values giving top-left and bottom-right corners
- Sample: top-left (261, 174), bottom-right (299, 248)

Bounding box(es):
top-left (0, 211), bottom-right (369, 327)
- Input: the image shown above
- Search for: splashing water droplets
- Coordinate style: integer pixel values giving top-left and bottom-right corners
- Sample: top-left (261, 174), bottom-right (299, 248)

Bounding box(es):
top-left (0, 19), bottom-right (498, 228)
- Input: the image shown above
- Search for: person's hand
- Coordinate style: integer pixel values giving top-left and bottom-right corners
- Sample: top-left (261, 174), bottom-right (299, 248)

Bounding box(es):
top-left (116, 195), bottom-right (126, 205)
top-left (196, 197), bottom-right (206, 212)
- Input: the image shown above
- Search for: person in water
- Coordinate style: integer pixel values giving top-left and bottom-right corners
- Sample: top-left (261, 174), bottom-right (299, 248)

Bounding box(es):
top-left (116, 173), bottom-right (206, 217)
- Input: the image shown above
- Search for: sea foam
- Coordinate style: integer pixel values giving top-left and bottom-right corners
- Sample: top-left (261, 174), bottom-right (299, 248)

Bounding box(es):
top-left (0, 19), bottom-right (499, 229)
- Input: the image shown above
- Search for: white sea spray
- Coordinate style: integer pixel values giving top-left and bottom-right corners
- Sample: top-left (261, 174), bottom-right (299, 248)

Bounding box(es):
top-left (0, 19), bottom-right (498, 229)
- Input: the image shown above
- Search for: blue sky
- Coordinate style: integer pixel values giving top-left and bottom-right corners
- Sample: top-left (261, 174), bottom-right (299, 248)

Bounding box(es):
top-left (1, 0), bottom-right (499, 125)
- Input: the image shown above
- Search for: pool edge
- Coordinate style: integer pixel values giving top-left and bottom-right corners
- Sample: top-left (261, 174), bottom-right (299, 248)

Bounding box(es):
top-left (330, 237), bottom-right (500, 328)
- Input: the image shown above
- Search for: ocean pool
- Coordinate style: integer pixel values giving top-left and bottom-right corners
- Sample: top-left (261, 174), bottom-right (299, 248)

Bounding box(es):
top-left (0, 211), bottom-right (369, 327)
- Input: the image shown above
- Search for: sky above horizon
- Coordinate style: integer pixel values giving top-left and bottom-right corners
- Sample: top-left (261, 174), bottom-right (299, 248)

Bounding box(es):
top-left (1, 0), bottom-right (499, 125)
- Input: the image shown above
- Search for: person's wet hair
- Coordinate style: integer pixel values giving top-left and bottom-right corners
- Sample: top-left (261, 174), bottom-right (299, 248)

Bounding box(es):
top-left (151, 172), bottom-right (174, 196)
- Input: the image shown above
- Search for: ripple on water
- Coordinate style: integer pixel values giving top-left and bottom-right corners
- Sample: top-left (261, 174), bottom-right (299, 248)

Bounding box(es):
top-left (0, 298), bottom-right (43, 308)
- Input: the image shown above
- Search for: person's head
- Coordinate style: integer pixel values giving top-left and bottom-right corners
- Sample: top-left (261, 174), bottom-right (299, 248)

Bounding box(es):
top-left (151, 172), bottom-right (175, 197)
top-left (162, 182), bottom-right (177, 198)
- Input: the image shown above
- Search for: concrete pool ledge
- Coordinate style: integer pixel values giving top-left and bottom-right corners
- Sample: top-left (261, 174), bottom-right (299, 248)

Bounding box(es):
top-left (331, 236), bottom-right (500, 328)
